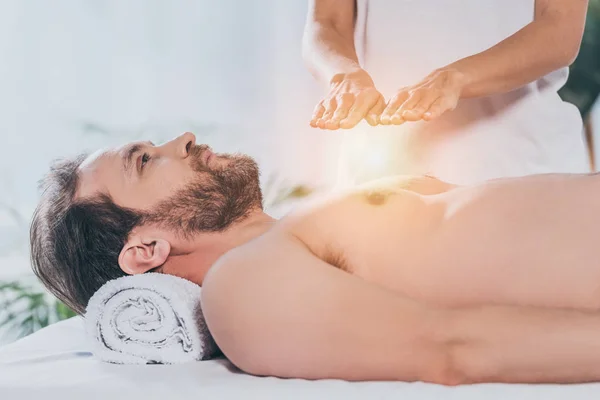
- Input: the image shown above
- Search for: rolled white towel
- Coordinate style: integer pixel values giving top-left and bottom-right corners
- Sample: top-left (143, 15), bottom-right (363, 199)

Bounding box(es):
top-left (85, 273), bottom-right (219, 364)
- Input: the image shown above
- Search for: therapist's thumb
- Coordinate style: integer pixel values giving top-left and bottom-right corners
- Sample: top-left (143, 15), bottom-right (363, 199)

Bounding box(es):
top-left (365, 96), bottom-right (385, 126)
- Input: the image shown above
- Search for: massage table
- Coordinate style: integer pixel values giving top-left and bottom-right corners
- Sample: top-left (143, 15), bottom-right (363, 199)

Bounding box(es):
top-left (1, 317), bottom-right (599, 399)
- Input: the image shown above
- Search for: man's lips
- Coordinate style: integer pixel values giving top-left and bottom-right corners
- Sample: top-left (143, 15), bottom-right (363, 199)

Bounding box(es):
top-left (202, 149), bottom-right (213, 165)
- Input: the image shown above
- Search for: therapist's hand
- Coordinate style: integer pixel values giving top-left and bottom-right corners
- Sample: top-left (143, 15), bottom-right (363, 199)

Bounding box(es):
top-left (380, 68), bottom-right (468, 125)
top-left (311, 69), bottom-right (385, 130)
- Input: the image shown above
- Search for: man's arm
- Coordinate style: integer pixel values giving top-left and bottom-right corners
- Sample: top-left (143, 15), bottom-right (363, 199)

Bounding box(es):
top-left (202, 234), bottom-right (453, 383)
top-left (202, 234), bottom-right (600, 384)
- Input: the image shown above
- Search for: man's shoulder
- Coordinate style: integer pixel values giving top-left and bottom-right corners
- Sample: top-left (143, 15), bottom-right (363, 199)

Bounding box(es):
top-left (202, 230), bottom-right (323, 298)
top-left (216, 229), bottom-right (311, 269)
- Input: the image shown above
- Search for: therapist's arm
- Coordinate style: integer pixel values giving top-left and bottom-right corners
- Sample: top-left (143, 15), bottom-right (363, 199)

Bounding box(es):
top-left (381, 0), bottom-right (588, 124)
top-left (303, 0), bottom-right (385, 129)
top-left (202, 234), bottom-right (600, 384)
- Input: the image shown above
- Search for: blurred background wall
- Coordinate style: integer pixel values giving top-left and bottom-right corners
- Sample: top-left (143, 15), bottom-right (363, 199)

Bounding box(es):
top-left (0, 0), bottom-right (599, 345)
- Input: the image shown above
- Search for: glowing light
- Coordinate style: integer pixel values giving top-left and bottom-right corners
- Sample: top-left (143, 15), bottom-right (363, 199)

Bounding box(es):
top-left (364, 147), bottom-right (389, 170)
top-left (336, 126), bottom-right (401, 186)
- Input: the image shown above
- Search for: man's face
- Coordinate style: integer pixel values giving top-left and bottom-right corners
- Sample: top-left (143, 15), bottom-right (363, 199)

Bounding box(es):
top-left (77, 132), bottom-right (262, 236)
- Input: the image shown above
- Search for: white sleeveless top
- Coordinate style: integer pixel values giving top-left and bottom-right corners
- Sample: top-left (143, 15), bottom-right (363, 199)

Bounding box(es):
top-left (337, 0), bottom-right (589, 186)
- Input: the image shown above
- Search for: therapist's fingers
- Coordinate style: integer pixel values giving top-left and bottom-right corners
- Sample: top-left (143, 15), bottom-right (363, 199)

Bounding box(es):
top-left (329, 94), bottom-right (356, 130)
top-left (317, 98), bottom-right (337, 129)
top-left (339, 89), bottom-right (381, 129)
top-left (389, 90), bottom-right (422, 125)
top-left (401, 90), bottom-right (440, 122)
top-left (365, 96), bottom-right (386, 126)
top-left (310, 102), bottom-right (326, 128)
top-left (380, 89), bottom-right (410, 125)
top-left (423, 96), bottom-right (458, 121)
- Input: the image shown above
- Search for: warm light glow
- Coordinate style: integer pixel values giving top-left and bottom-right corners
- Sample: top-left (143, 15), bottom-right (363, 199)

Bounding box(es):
top-left (337, 125), bottom-right (399, 185)
top-left (364, 147), bottom-right (389, 170)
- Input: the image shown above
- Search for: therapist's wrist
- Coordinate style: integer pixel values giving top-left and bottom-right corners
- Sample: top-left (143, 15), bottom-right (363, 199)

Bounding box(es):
top-left (441, 63), bottom-right (476, 98)
top-left (434, 65), bottom-right (473, 98)
top-left (329, 67), bottom-right (372, 88)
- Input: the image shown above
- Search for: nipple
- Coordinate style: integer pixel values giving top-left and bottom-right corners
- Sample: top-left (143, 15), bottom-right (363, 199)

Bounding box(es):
top-left (365, 190), bottom-right (388, 206)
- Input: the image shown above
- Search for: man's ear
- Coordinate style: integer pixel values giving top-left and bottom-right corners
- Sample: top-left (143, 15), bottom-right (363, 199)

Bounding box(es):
top-left (118, 234), bottom-right (171, 275)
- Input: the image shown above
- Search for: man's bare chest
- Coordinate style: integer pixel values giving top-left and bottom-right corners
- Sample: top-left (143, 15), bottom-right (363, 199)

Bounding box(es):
top-left (283, 188), bottom-right (439, 278)
top-left (281, 178), bottom-right (600, 309)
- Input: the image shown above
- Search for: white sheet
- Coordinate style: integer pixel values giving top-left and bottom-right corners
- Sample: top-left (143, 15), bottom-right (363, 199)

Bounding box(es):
top-left (1, 318), bottom-right (599, 400)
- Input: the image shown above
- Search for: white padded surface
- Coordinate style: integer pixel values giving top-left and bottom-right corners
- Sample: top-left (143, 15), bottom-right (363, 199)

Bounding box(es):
top-left (1, 317), bottom-right (599, 400)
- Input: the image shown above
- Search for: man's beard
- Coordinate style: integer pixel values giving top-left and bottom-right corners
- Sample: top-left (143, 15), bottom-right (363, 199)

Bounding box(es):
top-left (143, 146), bottom-right (263, 237)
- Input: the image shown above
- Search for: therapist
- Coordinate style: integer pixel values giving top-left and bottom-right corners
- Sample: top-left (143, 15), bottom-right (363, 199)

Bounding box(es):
top-left (303, 0), bottom-right (591, 185)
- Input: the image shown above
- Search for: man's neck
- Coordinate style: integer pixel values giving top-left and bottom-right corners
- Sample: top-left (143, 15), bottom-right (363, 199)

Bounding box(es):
top-left (227, 211), bottom-right (278, 248)
top-left (162, 211), bottom-right (278, 284)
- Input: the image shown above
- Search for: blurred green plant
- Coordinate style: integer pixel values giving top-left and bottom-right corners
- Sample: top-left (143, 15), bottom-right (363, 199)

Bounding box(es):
top-left (0, 175), bottom-right (315, 344)
top-left (591, 0), bottom-right (600, 19)
top-left (559, 0), bottom-right (600, 118)
top-left (262, 174), bottom-right (316, 210)
top-left (0, 280), bottom-right (77, 342)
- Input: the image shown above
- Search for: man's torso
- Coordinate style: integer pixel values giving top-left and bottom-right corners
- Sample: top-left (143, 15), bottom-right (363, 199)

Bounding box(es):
top-left (268, 173), bottom-right (600, 310)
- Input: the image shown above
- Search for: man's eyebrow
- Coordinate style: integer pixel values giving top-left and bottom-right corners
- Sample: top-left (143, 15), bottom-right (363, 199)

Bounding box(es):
top-left (122, 141), bottom-right (155, 174)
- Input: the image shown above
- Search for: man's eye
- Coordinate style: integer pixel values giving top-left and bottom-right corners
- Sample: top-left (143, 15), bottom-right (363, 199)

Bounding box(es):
top-left (141, 153), bottom-right (151, 169)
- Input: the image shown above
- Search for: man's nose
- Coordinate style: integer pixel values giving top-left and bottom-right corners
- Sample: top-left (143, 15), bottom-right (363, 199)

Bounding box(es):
top-left (169, 132), bottom-right (196, 159)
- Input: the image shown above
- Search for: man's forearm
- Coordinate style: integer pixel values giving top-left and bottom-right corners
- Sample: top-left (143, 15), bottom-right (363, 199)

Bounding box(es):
top-left (302, 21), bottom-right (362, 85)
top-left (448, 7), bottom-right (585, 98)
top-left (447, 305), bottom-right (600, 384)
